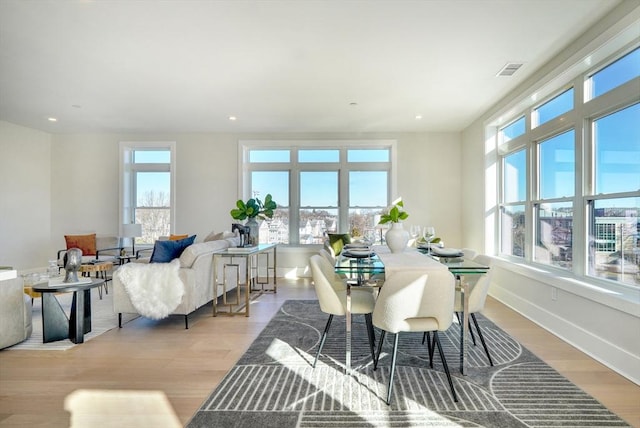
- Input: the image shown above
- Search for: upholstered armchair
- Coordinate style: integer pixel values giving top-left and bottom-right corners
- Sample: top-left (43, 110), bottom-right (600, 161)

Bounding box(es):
top-left (56, 234), bottom-right (124, 267)
top-left (0, 270), bottom-right (33, 349)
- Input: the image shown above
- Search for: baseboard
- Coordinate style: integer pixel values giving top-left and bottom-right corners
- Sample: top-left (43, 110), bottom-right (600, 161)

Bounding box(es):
top-left (490, 284), bottom-right (640, 385)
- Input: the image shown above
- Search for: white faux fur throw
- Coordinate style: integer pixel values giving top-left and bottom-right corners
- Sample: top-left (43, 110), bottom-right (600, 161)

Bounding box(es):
top-left (115, 259), bottom-right (185, 320)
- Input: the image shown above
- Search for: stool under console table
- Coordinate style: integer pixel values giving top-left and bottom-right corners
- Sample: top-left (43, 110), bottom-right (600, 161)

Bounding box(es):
top-left (212, 243), bottom-right (277, 317)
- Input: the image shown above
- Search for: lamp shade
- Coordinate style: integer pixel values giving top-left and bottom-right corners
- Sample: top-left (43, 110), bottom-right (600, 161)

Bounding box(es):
top-left (122, 223), bottom-right (142, 238)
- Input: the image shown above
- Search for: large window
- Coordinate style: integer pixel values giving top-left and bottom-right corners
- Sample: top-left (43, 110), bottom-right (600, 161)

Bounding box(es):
top-left (120, 142), bottom-right (175, 246)
top-left (241, 141), bottom-right (394, 245)
top-left (588, 103), bottom-right (640, 284)
top-left (500, 149), bottom-right (527, 257)
top-left (497, 45), bottom-right (640, 289)
top-left (534, 131), bottom-right (576, 269)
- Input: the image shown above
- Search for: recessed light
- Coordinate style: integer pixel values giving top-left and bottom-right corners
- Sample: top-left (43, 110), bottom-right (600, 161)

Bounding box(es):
top-left (228, 116), bottom-right (237, 121)
top-left (415, 115), bottom-right (423, 120)
top-left (48, 117), bottom-right (57, 122)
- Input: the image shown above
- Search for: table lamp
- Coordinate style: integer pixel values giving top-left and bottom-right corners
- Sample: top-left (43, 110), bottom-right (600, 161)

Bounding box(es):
top-left (122, 223), bottom-right (143, 255)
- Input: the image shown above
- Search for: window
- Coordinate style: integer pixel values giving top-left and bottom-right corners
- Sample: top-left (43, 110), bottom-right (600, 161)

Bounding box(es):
top-left (587, 103), bottom-right (640, 285)
top-left (539, 130), bottom-right (575, 200)
top-left (241, 142), bottom-right (394, 245)
top-left (496, 45), bottom-right (640, 290)
top-left (588, 198), bottom-right (639, 284)
top-left (500, 150), bottom-right (527, 258)
top-left (587, 47), bottom-right (640, 100)
top-left (593, 104), bottom-right (640, 194)
top-left (503, 149), bottom-right (526, 203)
top-left (120, 142), bottom-right (175, 246)
top-left (535, 201), bottom-right (573, 269)
top-left (533, 88), bottom-right (574, 127)
top-left (500, 116), bottom-right (526, 143)
top-left (501, 205), bottom-right (526, 258)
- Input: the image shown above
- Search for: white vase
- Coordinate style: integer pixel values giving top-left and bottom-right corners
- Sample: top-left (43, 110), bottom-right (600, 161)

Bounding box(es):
top-left (385, 222), bottom-right (410, 253)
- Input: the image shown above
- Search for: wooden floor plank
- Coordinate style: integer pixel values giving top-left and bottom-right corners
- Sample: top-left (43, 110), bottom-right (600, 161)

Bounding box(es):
top-left (0, 278), bottom-right (638, 427)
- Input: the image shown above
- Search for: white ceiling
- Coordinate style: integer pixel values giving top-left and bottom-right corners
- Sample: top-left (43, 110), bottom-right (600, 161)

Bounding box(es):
top-left (0, 0), bottom-right (622, 134)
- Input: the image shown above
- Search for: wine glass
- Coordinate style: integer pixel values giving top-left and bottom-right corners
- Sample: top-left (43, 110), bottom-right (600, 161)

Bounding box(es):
top-left (409, 225), bottom-right (421, 246)
top-left (423, 226), bottom-right (435, 253)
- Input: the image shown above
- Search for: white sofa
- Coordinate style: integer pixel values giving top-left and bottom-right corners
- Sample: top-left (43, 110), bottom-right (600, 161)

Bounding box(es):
top-left (113, 236), bottom-right (246, 329)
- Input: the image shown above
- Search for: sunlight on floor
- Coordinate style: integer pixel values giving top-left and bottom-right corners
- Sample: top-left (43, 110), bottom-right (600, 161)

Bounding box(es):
top-left (64, 389), bottom-right (181, 428)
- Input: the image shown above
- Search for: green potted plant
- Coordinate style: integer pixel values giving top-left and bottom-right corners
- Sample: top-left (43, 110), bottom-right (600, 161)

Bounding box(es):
top-left (230, 194), bottom-right (277, 246)
top-left (377, 198), bottom-right (409, 224)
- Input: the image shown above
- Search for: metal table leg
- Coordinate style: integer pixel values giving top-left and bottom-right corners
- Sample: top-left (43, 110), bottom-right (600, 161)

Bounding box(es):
top-left (460, 278), bottom-right (470, 375)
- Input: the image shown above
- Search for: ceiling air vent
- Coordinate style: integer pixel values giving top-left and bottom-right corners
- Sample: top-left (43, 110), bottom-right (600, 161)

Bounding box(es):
top-left (496, 62), bottom-right (523, 77)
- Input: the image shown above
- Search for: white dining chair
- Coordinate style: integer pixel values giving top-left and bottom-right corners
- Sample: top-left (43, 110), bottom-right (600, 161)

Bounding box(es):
top-left (372, 270), bottom-right (458, 404)
top-left (319, 247), bottom-right (336, 265)
top-left (309, 255), bottom-right (376, 368)
top-left (454, 254), bottom-right (494, 366)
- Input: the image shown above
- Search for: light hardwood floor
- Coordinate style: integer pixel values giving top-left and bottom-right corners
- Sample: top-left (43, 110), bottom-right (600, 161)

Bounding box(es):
top-left (1, 278), bottom-right (638, 427)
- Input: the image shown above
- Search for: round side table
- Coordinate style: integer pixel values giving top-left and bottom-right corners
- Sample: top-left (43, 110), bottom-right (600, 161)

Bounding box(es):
top-left (80, 262), bottom-right (113, 299)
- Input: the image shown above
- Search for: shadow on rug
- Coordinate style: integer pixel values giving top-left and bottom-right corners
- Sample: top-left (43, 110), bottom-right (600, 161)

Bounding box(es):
top-left (187, 300), bottom-right (629, 428)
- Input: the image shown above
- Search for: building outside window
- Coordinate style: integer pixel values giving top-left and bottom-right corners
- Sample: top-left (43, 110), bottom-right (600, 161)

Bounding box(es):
top-left (496, 45), bottom-right (639, 289)
top-left (241, 141), bottom-right (394, 245)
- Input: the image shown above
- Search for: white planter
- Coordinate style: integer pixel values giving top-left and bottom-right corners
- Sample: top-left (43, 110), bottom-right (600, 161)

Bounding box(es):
top-left (385, 222), bottom-right (410, 253)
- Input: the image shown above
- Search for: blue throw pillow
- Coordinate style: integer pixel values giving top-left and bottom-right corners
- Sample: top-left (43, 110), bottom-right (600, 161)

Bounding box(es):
top-left (150, 235), bottom-right (196, 263)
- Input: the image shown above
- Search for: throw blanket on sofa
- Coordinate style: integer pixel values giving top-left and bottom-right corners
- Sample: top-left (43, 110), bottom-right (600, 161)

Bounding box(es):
top-left (114, 259), bottom-right (184, 320)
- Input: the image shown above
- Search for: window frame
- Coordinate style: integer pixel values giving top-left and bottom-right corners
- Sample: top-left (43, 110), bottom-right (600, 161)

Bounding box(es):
top-left (493, 43), bottom-right (640, 293)
top-left (238, 140), bottom-right (397, 245)
top-left (119, 141), bottom-right (176, 244)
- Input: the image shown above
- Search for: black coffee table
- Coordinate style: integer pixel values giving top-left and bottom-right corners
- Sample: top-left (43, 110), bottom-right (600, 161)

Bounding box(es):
top-left (32, 278), bottom-right (104, 344)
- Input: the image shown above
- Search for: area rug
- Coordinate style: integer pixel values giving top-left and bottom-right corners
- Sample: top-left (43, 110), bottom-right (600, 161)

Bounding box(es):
top-left (7, 286), bottom-right (132, 351)
top-left (187, 300), bottom-right (629, 428)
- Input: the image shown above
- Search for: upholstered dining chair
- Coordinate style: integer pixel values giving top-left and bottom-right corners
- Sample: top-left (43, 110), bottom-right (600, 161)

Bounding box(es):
top-left (319, 247), bottom-right (337, 267)
top-left (373, 270), bottom-right (458, 404)
top-left (309, 255), bottom-right (376, 368)
top-left (454, 254), bottom-right (494, 366)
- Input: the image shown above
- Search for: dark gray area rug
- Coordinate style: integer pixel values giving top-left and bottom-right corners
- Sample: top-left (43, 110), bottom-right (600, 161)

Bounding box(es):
top-left (187, 300), bottom-right (629, 428)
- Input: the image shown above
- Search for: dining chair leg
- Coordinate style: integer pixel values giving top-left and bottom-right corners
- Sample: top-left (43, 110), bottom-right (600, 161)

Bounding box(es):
top-left (364, 313), bottom-right (376, 363)
top-left (429, 332), bottom-right (436, 368)
top-left (386, 333), bottom-right (400, 405)
top-left (422, 331), bottom-right (433, 367)
top-left (471, 313), bottom-right (493, 366)
top-left (434, 331), bottom-right (458, 402)
top-left (374, 330), bottom-right (386, 370)
top-left (313, 314), bottom-right (334, 368)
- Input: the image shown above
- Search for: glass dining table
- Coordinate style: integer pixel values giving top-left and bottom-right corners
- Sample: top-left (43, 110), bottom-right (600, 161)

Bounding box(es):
top-left (334, 246), bottom-right (489, 375)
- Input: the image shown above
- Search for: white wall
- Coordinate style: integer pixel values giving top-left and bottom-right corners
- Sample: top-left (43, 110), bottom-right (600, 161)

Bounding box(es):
top-left (0, 121), bottom-right (52, 270)
top-left (2, 127), bottom-right (462, 273)
top-left (460, 1), bottom-right (640, 383)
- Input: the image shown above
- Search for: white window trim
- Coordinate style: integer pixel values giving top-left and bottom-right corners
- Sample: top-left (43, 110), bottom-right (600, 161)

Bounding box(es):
top-left (484, 19), bottom-right (640, 303)
top-left (238, 139), bottom-right (397, 245)
top-left (119, 141), bottom-right (177, 235)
